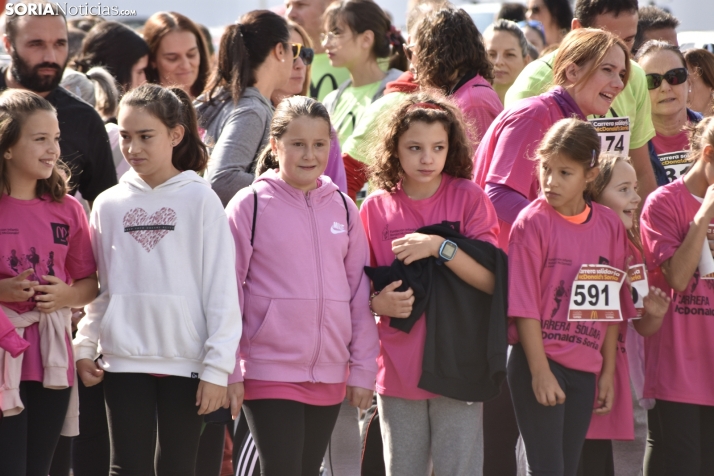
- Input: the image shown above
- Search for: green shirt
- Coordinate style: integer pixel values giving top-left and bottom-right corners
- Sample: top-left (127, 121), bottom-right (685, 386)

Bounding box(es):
top-left (343, 91), bottom-right (407, 163)
top-left (324, 80), bottom-right (381, 146)
top-left (504, 51), bottom-right (655, 149)
top-left (310, 53), bottom-right (351, 103)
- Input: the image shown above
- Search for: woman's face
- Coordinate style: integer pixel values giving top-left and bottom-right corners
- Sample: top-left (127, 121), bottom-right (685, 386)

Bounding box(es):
top-left (687, 62), bottom-right (714, 116)
top-left (275, 30), bottom-right (309, 97)
top-left (484, 29), bottom-right (529, 88)
top-left (568, 45), bottom-right (627, 117)
top-left (322, 18), bottom-right (367, 69)
top-left (527, 0), bottom-right (557, 44)
top-left (523, 26), bottom-right (545, 53)
top-left (639, 50), bottom-right (688, 120)
top-left (130, 54), bottom-right (148, 91)
top-left (153, 30), bottom-right (201, 95)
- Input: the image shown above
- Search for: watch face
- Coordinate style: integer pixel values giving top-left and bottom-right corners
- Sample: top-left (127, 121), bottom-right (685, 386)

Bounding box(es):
top-left (442, 241), bottom-right (457, 260)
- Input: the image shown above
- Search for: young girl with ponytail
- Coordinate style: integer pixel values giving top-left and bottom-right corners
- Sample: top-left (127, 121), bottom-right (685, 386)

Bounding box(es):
top-left (73, 84), bottom-right (242, 475)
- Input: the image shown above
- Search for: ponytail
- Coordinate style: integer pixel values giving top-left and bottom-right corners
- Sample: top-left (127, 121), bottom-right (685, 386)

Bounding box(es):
top-left (386, 25), bottom-right (408, 71)
top-left (255, 145), bottom-right (280, 176)
top-left (120, 84), bottom-right (209, 173)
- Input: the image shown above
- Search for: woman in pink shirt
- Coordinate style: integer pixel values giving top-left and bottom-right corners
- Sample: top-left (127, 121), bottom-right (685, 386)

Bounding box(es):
top-left (360, 92), bottom-right (499, 476)
top-left (473, 28), bottom-right (630, 251)
top-left (508, 118), bottom-right (638, 475)
top-left (640, 117), bottom-right (714, 474)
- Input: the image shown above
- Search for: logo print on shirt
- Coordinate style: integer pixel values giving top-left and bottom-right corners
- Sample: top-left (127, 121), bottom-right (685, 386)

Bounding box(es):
top-left (123, 208), bottom-right (177, 252)
top-left (51, 223), bottom-right (70, 245)
top-left (331, 222), bottom-right (346, 234)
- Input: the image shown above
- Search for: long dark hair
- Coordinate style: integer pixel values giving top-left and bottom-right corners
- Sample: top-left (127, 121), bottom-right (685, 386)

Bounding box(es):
top-left (255, 96), bottom-right (332, 176)
top-left (202, 10), bottom-right (289, 104)
top-left (143, 11), bottom-right (211, 98)
top-left (323, 0), bottom-right (408, 72)
top-left (119, 84), bottom-right (209, 173)
top-left (72, 21), bottom-right (150, 94)
top-left (0, 90), bottom-right (68, 202)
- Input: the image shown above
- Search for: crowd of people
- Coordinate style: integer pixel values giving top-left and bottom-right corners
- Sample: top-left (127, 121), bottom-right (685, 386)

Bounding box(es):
top-left (1, 0), bottom-right (714, 475)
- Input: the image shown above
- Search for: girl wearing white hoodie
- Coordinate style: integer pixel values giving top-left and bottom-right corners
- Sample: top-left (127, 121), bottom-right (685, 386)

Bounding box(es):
top-left (73, 84), bottom-right (243, 476)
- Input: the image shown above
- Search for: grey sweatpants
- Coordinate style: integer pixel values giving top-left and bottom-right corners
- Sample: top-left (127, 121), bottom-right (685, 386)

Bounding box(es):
top-left (377, 394), bottom-right (484, 476)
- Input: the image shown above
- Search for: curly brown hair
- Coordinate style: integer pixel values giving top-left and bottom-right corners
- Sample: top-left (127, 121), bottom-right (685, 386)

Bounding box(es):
top-left (369, 91), bottom-right (474, 192)
top-left (412, 7), bottom-right (494, 92)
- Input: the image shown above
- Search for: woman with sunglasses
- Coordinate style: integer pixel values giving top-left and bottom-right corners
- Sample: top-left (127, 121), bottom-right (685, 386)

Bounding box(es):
top-left (270, 22), bottom-right (347, 193)
top-left (526, 0), bottom-right (572, 46)
top-left (635, 40), bottom-right (704, 187)
top-left (195, 10), bottom-right (293, 207)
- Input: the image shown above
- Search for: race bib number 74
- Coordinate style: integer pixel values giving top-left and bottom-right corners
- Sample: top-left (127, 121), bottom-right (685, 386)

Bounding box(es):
top-left (568, 264), bottom-right (626, 322)
top-left (589, 117), bottom-right (631, 155)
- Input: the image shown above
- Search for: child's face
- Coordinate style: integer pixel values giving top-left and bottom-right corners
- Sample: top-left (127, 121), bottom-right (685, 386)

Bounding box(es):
top-left (118, 105), bottom-right (183, 188)
top-left (540, 153), bottom-right (598, 215)
top-left (396, 120), bottom-right (449, 188)
top-left (595, 160), bottom-right (640, 230)
top-left (3, 110), bottom-right (60, 184)
top-left (273, 116), bottom-right (330, 193)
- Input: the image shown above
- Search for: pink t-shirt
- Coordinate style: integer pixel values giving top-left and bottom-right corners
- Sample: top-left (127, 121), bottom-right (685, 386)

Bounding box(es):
top-left (360, 174), bottom-right (499, 400)
top-left (586, 244), bottom-right (642, 441)
top-left (452, 74), bottom-right (503, 144)
top-left (244, 379), bottom-right (346, 406)
top-left (508, 199), bottom-right (637, 375)
top-left (640, 178), bottom-right (714, 406)
top-left (651, 130), bottom-right (689, 156)
top-left (0, 194), bottom-right (96, 385)
top-left (473, 92), bottom-right (570, 250)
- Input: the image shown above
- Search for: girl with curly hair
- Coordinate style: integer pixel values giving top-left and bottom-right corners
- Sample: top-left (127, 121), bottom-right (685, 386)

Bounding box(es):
top-left (360, 92), bottom-right (500, 475)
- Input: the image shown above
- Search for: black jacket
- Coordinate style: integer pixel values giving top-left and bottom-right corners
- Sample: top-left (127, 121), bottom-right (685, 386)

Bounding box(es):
top-left (365, 223), bottom-right (508, 402)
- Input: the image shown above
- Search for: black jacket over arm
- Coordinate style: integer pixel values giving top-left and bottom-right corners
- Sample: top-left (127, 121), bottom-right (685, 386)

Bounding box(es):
top-left (365, 223), bottom-right (508, 402)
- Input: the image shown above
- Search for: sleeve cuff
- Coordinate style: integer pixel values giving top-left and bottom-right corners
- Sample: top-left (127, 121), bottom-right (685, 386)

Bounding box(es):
top-left (73, 345), bottom-right (98, 362)
top-left (346, 367), bottom-right (376, 391)
top-left (200, 366), bottom-right (229, 387)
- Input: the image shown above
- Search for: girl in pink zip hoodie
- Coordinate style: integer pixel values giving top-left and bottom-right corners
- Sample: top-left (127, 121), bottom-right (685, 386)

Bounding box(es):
top-left (225, 95), bottom-right (378, 476)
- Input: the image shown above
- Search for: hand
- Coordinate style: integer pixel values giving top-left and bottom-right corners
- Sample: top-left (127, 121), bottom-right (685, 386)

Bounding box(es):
top-left (531, 368), bottom-right (566, 406)
top-left (392, 233), bottom-right (444, 265)
top-left (593, 372), bottom-right (614, 415)
top-left (33, 276), bottom-right (75, 313)
top-left (196, 380), bottom-right (228, 415)
top-left (0, 269), bottom-right (38, 302)
top-left (642, 286), bottom-right (671, 320)
top-left (371, 280), bottom-right (414, 318)
top-left (346, 386), bottom-right (373, 410)
top-left (76, 358), bottom-right (104, 387)
top-left (226, 382), bottom-right (245, 420)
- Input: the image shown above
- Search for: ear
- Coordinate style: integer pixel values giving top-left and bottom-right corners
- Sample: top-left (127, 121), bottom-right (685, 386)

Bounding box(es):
top-left (704, 144), bottom-right (714, 162)
top-left (2, 35), bottom-right (12, 55)
top-left (565, 62), bottom-right (581, 84)
top-left (170, 124), bottom-right (185, 146)
top-left (585, 166), bottom-right (600, 183)
top-left (572, 18), bottom-right (583, 30)
top-left (274, 42), bottom-right (287, 63)
top-left (360, 30), bottom-right (375, 51)
top-left (4, 148), bottom-right (11, 161)
top-left (270, 136), bottom-right (278, 154)
top-left (524, 54), bottom-right (532, 66)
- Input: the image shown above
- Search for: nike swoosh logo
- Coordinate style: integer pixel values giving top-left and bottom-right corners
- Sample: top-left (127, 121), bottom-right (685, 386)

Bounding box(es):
top-left (331, 225), bottom-right (346, 234)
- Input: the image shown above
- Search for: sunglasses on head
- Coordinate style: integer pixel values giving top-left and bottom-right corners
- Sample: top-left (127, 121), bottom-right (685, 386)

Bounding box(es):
top-left (645, 67), bottom-right (688, 90)
top-left (291, 43), bottom-right (314, 65)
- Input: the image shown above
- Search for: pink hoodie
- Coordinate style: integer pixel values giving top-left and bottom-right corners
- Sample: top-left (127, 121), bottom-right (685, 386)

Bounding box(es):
top-left (225, 170), bottom-right (379, 390)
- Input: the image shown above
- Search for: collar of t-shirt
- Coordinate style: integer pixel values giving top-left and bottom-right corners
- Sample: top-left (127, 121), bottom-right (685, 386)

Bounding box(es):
top-left (652, 129), bottom-right (690, 155)
top-left (550, 85), bottom-right (586, 121)
top-left (557, 203), bottom-right (592, 224)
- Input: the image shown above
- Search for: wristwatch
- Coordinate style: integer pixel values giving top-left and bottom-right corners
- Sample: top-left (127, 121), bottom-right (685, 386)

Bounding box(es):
top-left (437, 239), bottom-right (458, 264)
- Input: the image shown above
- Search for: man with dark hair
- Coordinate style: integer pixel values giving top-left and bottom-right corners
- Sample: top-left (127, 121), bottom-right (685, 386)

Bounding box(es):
top-left (1, 0), bottom-right (117, 204)
top-left (506, 0), bottom-right (658, 204)
top-left (633, 6), bottom-right (679, 54)
top-left (497, 2), bottom-right (528, 23)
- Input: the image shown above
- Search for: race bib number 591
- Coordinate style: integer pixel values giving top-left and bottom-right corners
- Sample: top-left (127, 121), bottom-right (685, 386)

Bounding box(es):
top-left (568, 264), bottom-right (626, 322)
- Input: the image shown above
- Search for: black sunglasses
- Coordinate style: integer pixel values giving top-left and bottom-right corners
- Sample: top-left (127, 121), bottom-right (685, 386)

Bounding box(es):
top-left (291, 43), bottom-right (314, 66)
top-left (645, 67), bottom-right (688, 90)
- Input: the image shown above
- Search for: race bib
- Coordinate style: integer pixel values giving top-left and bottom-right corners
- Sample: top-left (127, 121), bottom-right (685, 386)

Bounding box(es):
top-left (568, 264), bottom-right (626, 322)
top-left (658, 150), bottom-right (692, 183)
top-left (589, 117), bottom-right (631, 155)
top-left (628, 264), bottom-right (649, 318)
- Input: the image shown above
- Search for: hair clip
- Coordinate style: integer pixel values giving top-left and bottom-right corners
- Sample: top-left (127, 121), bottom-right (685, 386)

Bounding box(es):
top-left (590, 149), bottom-right (597, 167)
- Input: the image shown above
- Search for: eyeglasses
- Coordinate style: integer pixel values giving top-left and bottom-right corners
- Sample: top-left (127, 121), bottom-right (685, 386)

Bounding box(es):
top-left (645, 68), bottom-right (688, 90)
top-left (291, 43), bottom-right (314, 65)
top-left (319, 30), bottom-right (345, 44)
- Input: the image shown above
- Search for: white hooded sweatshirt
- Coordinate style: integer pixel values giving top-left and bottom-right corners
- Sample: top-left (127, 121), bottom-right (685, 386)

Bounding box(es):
top-left (74, 170), bottom-right (241, 386)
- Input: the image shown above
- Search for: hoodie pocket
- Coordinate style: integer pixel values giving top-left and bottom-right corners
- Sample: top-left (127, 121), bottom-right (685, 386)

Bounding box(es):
top-left (248, 298), bottom-right (318, 364)
top-left (320, 300), bottom-right (352, 364)
top-left (98, 294), bottom-right (203, 360)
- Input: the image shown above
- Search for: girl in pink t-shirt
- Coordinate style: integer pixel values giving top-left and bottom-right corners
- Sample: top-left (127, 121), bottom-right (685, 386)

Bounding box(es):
top-left (580, 155), bottom-right (670, 474)
top-left (508, 118), bottom-right (638, 475)
top-left (640, 117), bottom-right (714, 474)
top-left (0, 90), bottom-right (98, 475)
top-left (360, 92), bottom-right (499, 475)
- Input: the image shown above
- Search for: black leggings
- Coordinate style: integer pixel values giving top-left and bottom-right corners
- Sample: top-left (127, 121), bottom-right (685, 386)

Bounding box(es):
top-left (483, 380), bottom-right (520, 476)
top-left (242, 399), bottom-right (341, 476)
top-left (652, 399), bottom-right (714, 475)
top-left (0, 381), bottom-right (72, 476)
top-left (576, 439), bottom-right (614, 476)
top-left (103, 372), bottom-right (203, 476)
top-left (508, 344), bottom-right (596, 476)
